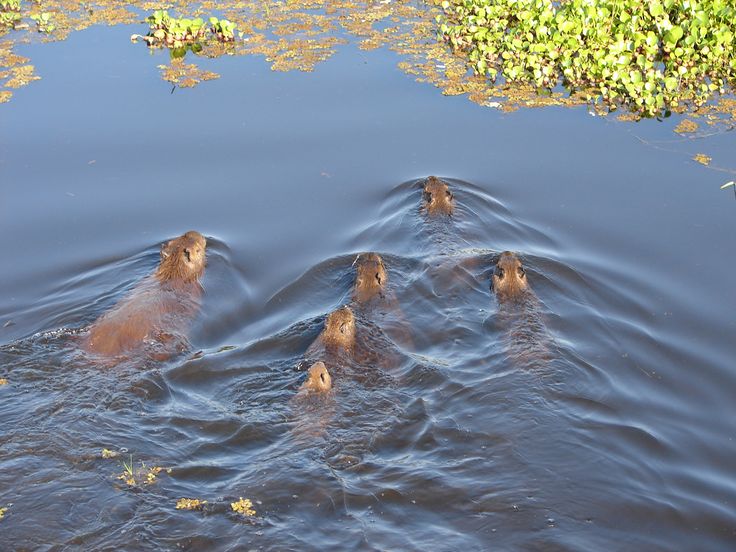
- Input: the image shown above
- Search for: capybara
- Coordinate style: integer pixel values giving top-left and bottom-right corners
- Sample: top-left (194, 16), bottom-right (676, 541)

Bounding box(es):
top-left (82, 231), bottom-right (206, 361)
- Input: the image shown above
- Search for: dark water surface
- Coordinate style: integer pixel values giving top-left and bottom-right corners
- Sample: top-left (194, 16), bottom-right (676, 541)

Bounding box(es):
top-left (1, 24), bottom-right (736, 551)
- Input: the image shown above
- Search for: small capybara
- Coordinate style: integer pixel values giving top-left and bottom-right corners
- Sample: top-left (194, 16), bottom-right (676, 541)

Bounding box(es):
top-left (306, 306), bottom-right (356, 357)
top-left (82, 231), bottom-right (206, 361)
top-left (300, 361), bottom-right (332, 393)
top-left (491, 251), bottom-right (530, 302)
top-left (422, 176), bottom-right (454, 216)
top-left (352, 253), bottom-right (387, 305)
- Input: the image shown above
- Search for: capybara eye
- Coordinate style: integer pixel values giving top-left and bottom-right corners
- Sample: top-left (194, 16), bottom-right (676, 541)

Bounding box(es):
top-left (183, 249), bottom-right (191, 262)
top-left (446, 190), bottom-right (453, 199)
top-left (518, 266), bottom-right (526, 278)
top-left (496, 268), bottom-right (505, 279)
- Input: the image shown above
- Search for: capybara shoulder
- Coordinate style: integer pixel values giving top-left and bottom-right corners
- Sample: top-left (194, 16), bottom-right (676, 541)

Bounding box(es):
top-left (492, 251), bottom-right (529, 301)
top-left (422, 176), bottom-right (454, 216)
top-left (300, 361), bottom-right (332, 392)
top-left (353, 253), bottom-right (387, 304)
top-left (83, 231), bottom-right (207, 360)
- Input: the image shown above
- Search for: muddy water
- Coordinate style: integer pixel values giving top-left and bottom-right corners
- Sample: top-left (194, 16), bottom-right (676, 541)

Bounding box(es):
top-left (1, 25), bottom-right (736, 551)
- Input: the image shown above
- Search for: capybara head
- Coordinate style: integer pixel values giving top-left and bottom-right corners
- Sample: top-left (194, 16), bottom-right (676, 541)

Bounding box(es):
top-left (156, 231), bottom-right (207, 283)
top-left (492, 251), bottom-right (529, 300)
top-left (422, 176), bottom-right (454, 216)
top-left (322, 306), bottom-right (356, 350)
top-left (353, 253), bottom-right (387, 303)
top-left (301, 361), bottom-right (332, 392)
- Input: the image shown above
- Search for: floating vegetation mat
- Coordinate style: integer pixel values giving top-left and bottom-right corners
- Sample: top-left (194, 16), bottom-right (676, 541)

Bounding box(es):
top-left (175, 497), bottom-right (207, 511)
top-left (230, 496), bottom-right (256, 517)
top-left (0, 0), bottom-right (734, 130)
top-left (106, 453), bottom-right (171, 487)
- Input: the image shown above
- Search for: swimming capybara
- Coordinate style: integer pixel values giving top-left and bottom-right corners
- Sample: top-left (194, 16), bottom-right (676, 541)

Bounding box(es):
top-left (306, 306), bottom-right (356, 357)
top-left (82, 231), bottom-right (207, 361)
top-left (300, 361), bottom-right (332, 392)
top-left (491, 251), bottom-right (529, 302)
top-left (352, 253), bottom-right (387, 305)
top-left (422, 176), bottom-right (454, 216)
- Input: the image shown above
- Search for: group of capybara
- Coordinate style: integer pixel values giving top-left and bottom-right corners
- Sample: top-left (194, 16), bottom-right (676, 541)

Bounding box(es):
top-left (80, 177), bottom-right (532, 390)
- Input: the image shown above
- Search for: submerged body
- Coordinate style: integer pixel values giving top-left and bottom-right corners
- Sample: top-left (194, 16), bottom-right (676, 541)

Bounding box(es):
top-left (422, 176), bottom-right (454, 216)
top-left (82, 231), bottom-right (207, 361)
top-left (351, 252), bottom-right (414, 349)
top-left (491, 251), bottom-right (553, 365)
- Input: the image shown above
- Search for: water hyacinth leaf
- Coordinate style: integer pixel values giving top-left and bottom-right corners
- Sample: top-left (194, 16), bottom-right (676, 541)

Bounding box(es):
top-left (665, 26), bottom-right (684, 48)
top-left (438, 0), bottom-right (736, 117)
top-left (664, 77), bottom-right (678, 91)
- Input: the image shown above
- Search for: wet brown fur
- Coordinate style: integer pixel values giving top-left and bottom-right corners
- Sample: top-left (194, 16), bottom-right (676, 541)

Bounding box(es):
top-left (319, 306), bottom-right (356, 352)
top-left (82, 231), bottom-right (207, 359)
top-left (422, 176), bottom-right (454, 216)
top-left (492, 251), bottom-right (529, 302)
top-left (306, 306), bottom-right (356, 360)
top-left (353, 253), bottom-right (387, 304)
top-left (156, 231), bottom-right (207, 284)
top-left (300, 361), bottom-right (332, 392)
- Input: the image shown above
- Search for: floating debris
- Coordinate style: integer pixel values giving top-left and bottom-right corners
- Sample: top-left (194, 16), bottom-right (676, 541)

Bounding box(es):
top-left (0, 505), bottom-right (8, 519)
top-left (158, 59), bottom-right (219, 88)
top-left (101, 448), bottom-right (118, 459)
top-left (175, 498), bottom-right (207, 510)
top-left (3, 64), bottom-right (40, 89)
top-left (230, 497), bottom-right (256, 517)
top-left (0, 378), bottom-right (8, 385)
top-left (674, 119), bottom-right (700, 134)
top-left (115, 455), bottom-right (171, 486)
top-left (693, 153), bottom-right (712, 166)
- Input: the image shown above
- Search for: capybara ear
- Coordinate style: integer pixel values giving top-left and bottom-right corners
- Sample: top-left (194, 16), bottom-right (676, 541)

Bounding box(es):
top-left (160, 240), bottom-right (173, 260)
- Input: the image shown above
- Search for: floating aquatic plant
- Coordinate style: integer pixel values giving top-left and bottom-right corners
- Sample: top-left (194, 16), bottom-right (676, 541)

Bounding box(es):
top-left (230, 497), bottom-right (256, 517)
top-left (101, 448), bottom-right (118, 459)
top-left (209, 17), bottom-right (237, 42)
top-left (438, 0), bottom-right (736, 117)
top-left (31, 12), bottom-right (54, 33)
top-left (0, 378), bottom-right (8, 386)
top-left (693, 152), bottom-right (712, 165)
top-left (0, 0), bottom-right (20, 11)
top-left (0, 505), bottom-right (8, 520)
top-left (175, 498), bottom-right (207, 510)
top-left (132, 10), bottom-right (207, 48)
top-left (0, 0), bottom-right (20, 28)
top-left (115, 455), bottom-right (170, 486)
top-left (132, 11), bottom-right (239, 49)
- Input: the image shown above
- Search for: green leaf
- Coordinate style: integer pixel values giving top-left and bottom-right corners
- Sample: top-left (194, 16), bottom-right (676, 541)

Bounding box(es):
top-left (664, 76), bottom-right (678, 90)
top-left (664, 25), bottom-right (684, 47)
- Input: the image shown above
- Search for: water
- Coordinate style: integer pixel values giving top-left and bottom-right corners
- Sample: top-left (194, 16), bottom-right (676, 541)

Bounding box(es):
top-left (1, 23), bottom-right (735, 551)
